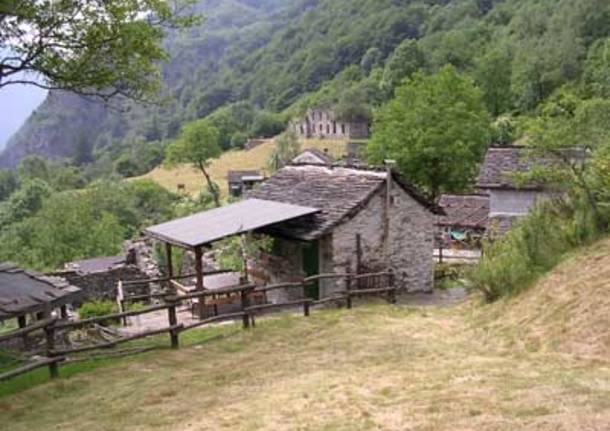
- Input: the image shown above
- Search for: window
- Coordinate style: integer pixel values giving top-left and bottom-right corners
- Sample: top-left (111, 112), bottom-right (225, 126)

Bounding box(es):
top-left (326, 124), bottom-right (330, 134)
top-left (341, 124), bottom-right (346, 134)
top-left (319, 124), bottom-right (323, 132)
top-left (333, 122), bottom-right (337, 134)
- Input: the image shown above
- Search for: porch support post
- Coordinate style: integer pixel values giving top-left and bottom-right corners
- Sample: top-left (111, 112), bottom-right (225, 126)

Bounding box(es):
top-left (165, 242), bottom-right (173, 282)
top-left (195, 246), bottom-right (204, 291)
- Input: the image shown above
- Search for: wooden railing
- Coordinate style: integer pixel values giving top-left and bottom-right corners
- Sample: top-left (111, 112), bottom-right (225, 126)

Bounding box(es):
top-left (0, 271), bottom-right (395, 383)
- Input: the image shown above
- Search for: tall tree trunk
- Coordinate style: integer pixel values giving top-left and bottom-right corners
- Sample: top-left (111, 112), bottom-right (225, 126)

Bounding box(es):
top-left (198, 162), bottom-right (220, 207)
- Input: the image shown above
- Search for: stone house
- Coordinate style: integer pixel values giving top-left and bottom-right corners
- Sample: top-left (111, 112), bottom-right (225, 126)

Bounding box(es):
top-left (249, 164), bottom-right (440, 302)
top-left (293, 108), bottom-right (370, 140)
top-left (476, 146), bottom-right (551, 234)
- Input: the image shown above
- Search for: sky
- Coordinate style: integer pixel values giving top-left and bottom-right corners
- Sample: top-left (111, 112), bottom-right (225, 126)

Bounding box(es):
top-left (0, 83), bottom-right (47, 151)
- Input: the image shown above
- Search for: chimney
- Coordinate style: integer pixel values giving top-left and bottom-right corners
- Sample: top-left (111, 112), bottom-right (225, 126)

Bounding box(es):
top-left (383, 160), bottom-right (396, 269)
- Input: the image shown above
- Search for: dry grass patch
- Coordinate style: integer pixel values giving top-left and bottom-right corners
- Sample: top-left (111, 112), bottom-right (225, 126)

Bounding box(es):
top-left (1, 304), bottom-right (608, 431)
top-left (470, 237), bottom-right (610, 361)
top-left (3, 239), bottom-right (610, 430)
top-left (135, 138), bottom-right (349, 197)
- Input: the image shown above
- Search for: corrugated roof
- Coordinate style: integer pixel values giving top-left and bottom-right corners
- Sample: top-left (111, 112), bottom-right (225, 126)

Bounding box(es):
top-left (144, 199), bottom-right (320, 248)
top-left (0, 263), bottom-right (81, 319)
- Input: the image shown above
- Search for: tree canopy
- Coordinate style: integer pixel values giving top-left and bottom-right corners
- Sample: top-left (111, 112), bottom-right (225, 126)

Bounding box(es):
top-left (367, 65), bottom-right (491, 200)
top-left (0, 0), bottom-right (197, 102)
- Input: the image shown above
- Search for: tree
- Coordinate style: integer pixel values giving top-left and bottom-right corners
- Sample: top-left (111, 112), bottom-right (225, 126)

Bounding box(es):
top-left (0, 169), bottom-right (18, 201)
top-left (368, 66), bottom-right (491, 200)
top-left (360, 47), bottom-right (382, 75)
top-left (582, 38), bottom-right (610, 98)
top-left (0, 0), bottom-right (197, 102)
top-left (381, 39), bottom-right (425, 94)
top-left (268, 129), bottom-right (300, 172)
top-left (475, 47), bottom-right (514, 116)
top-left (165, 120), bottom-right (222, 206)
top-left (524, 97), bottom-right (610, 229)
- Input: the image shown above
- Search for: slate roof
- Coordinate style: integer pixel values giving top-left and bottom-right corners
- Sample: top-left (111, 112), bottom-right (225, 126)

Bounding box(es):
top-left (438, 194), bottom-right (489, 231)
top-left (0, 263), bottom-right (81, 319)
top-left (292, 148), bottom-right (333, 166)
top-left (65, 255), bottom-right (126, 274)
top-left (476, 146), bottom-right (547, 190)
top-left (249, 165), bottom-right (441, 241)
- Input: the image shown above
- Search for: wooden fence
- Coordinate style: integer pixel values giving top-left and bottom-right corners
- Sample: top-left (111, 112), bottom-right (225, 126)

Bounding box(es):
top-left (0, 271), bottom-right (395, 383)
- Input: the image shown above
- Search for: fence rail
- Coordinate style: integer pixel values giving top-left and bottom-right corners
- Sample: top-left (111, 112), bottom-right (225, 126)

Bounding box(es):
top-left (0, 271), bottom-right (396, 383)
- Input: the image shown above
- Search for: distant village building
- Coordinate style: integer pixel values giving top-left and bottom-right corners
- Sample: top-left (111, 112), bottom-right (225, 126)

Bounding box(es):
top-left (249, 164), bottom-right (441, 302)
top-left (437, 194), bottom-right (489, 243)
top-left (476, 146), bottom-right (551, 235)
top-left (293, 108), bottom-right (370, 140)
top-left (291, 148), bottom-right (333, 166)
top-left (227, 170), bottom-right (265, 198)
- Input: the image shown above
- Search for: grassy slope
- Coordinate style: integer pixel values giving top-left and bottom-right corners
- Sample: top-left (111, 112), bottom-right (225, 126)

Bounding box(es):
top-left (1, 239), bottom-right (609, 430)
top-left (135, 138), bottom-right (349, 197)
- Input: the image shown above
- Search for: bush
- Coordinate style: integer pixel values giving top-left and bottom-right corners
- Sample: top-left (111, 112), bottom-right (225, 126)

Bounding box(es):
top-left (78, 301), bottom-right (118, 326)
top-left (470, 197), bottom-right (601, 301)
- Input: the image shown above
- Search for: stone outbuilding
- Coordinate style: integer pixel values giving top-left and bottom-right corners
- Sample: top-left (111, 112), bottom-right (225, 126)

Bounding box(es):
top-left (293, 108), bottom-right (370, 140)
top-left (249, 164), bottom-right (441, 301)
top-left (58, 253), bottom-right (149, 302)
top-left (476, 146), bottom-right (551, 235)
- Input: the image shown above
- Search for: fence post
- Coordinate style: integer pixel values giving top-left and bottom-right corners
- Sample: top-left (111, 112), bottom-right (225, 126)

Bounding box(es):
top-left (240, 287), bottom-right (250, 329)
top-left (345, 274), bottom-right (352, 309)
top-left (17, 315), bottom-right (29, 349)
top-left (303, 299), bottom-right (310, 317)
top-left (166, 299), bottom-right (179, 349)
top-left (44, 319), bottom-right (59, 379)
top-left (388, 270), bottom-right (397, 305)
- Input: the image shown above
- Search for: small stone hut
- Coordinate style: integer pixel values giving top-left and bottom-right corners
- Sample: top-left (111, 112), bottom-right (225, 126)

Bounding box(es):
top-left (0, 263), bottom-right (81, 324)
top-left (227, 170), bottom-right (265, 198)
top-left (249, 164), bottom-right (441, 301)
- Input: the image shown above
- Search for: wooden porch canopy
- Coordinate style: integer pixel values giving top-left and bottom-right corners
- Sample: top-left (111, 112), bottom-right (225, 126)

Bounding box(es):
top-left (144, 199), bottom-right (320, 290)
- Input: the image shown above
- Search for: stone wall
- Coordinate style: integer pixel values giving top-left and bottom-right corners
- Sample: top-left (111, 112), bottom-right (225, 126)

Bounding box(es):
top-left (249, 239), bottom-right (306, 303)
top-left (489, 189), bottom-right (549, 216)
top-left (331, 183), bottom-right (434, 294)
top-left (59, 266), bottom-right (150, 303)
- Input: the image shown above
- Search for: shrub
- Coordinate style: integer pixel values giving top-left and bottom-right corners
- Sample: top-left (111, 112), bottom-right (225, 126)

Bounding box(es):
top-left (78, 301), bottom-right (118, 325)
top-left (470, 197), bottom-right (602, 301)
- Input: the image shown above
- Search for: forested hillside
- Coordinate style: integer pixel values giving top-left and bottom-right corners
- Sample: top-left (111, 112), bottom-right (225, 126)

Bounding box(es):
top-left (5, 0), bottom-right (607, 171)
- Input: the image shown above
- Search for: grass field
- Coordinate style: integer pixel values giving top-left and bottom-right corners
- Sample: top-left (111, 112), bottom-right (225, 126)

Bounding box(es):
top-left (1, 238), bottom-right (609, 430)
top-left (135, 138), bottom-right (350, 197)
